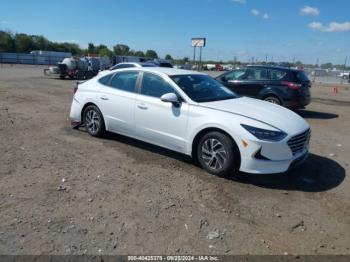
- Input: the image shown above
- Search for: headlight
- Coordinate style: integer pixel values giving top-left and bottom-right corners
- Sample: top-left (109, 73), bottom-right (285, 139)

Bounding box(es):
top-left (241, 124), bottom-right (287, 142)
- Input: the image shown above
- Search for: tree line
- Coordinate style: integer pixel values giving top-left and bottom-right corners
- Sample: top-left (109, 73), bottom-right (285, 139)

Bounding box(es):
top-left (0, 31), bottom-right (175, 60)
top-left (1, 31), bottom-right (347, 69)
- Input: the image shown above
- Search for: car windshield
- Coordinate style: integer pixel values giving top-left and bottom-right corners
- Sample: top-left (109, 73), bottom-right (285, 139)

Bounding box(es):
top-left (170, 74), bottom-right (237, 103)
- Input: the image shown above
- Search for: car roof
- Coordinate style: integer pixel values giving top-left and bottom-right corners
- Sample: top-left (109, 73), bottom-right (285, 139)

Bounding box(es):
top-left (114, 62), bottom-right (153, 67)
top-left (130, 67), bottom-right (205, 76)
top-left (246, 65), bottom-right (301, 71)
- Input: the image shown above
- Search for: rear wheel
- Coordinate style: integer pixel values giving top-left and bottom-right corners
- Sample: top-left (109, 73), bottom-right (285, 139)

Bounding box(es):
top-left (264, 96), bottom-right (281, 105)
top-left (196, 132), bottom-right (238, 177)
top-left (83, 105), bottom-right (105, 137)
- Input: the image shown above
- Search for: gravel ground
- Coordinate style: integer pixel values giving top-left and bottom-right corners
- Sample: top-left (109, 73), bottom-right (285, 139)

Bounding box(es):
top-left (0, 65), bottom-right (349, 255)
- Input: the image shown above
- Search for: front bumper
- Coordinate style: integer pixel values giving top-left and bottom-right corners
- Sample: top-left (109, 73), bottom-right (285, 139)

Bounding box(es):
top-left (238, 135), bottom-right (309, 174)
top-left (240, 150), bottom-right (308, 174)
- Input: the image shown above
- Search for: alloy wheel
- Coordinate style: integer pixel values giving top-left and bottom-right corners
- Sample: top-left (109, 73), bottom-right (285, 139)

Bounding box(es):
top-left (85, 109), bottom-right (100, 135)
top-left (201, 138), bottom-right (228, 170)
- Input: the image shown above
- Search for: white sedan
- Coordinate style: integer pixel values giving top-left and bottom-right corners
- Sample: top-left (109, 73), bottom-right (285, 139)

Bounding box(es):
top-left (70, 67), bottom-right (310, 176)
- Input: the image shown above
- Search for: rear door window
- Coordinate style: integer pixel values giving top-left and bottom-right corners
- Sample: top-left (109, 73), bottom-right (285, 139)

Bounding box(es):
top-left (270, 70), bottom-right (287, 80)
top-left (98, 74), bottom-right (113, 85)
top-left (246, 68), bottom-right (269, 80)
top-left (109, 71), bottom-right (139, 93)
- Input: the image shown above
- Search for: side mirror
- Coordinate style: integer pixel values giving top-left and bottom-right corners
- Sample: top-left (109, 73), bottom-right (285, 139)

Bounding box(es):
top-left (160, 93), bottom-right (180, 106)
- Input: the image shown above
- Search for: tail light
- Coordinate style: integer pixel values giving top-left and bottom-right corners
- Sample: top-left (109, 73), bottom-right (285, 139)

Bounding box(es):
top-left (282, 81), bottom-right (302, 90)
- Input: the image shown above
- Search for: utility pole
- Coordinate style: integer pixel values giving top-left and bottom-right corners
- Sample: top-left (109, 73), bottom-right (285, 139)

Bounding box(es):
top-left (341, 57), bottom-right (348, 85)
top-left (193, 46), bottom-right (196, 65)
top-left (199, 46), bottom-right (202, 71)
top-left (313, 57), bottom-right (319, 83)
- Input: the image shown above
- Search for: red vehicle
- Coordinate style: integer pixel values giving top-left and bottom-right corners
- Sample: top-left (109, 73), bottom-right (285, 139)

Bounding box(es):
top-left (215, 64), bottom-right (223, 71)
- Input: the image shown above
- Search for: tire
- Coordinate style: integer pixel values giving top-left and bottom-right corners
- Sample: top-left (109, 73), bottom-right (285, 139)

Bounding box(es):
top-left (83, 105), bottom-right (105, 137)
top-left (264, 96), bottom-right (281, 105)
top-left (196, 131), bottom-right (238, 177)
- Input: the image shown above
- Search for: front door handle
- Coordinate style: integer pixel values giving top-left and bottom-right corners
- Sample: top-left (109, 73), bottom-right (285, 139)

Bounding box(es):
top-left (137, 104), bottom-right (148, 110)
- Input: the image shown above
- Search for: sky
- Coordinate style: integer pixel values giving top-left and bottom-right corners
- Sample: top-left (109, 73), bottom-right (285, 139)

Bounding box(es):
top-left (0, 0), bottom-right (349, 64)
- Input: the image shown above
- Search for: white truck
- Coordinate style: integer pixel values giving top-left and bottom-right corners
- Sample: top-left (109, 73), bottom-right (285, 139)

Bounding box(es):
top-left (337, 72), bottom-right (350, 79)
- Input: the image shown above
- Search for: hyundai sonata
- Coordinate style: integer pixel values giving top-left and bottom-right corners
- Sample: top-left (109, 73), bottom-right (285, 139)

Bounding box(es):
top-left (70, 67), bottom-right (310, 177)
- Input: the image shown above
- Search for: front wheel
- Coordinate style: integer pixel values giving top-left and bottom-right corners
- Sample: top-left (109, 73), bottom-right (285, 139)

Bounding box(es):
top-left (83, 105), bottom-right (105, 137)
top-left (197, 132), bottom-right (239, 177)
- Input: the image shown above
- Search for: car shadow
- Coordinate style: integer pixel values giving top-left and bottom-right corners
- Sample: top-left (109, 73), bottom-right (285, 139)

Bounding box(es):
top-left (232, 154), bottom-right (345, 192)
top-left (100, 131), bottom-right (194, 164)
top-left (77, 130), bottom-right (345, 193)
top-left (296, 109), bottom-right (338, 120)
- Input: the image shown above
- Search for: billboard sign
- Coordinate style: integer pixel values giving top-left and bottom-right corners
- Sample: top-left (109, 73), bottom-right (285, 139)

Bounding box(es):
top-left (191, 38), bottom-right (206, 47)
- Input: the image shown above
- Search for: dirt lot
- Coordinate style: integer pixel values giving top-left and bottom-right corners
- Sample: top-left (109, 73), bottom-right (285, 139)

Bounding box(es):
top-left (0, 64), bottom-right (349, 255)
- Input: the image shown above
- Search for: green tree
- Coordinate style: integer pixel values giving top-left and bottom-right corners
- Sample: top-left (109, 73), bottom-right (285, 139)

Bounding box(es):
top-left (145, 49), bottom-right (158, 59)
top-left (0, 31), bottom-right (15, 52)
top-left (134, 51), bottom-right (145, 57)
top-left (165, 54), bottom-right (173, 60)
top-left (14, 33), bottom-right (35, 52)
top-left (128, 49), bottom-right (135, 56)
top-left (98, 47), bottom-right (113, 57)
top-left (113, 44), bottom-right (130, 55)
top-left (321, 63), bottom-right (333, 69)
top-left (31, 35), bottom-right (50, 50)
top-left (295, 61), bottom-right (303, 67)
top-left (87, 43), bottom-right (96, 54)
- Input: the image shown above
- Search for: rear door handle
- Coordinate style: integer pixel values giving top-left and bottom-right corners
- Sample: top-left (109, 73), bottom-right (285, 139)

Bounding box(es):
top-left (137, 104), bottom-right (148, 110)
top-left (100, 96), bottom-right (109, 100)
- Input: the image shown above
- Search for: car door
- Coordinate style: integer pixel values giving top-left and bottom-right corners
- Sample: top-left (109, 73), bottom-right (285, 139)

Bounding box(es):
top-left (97, 71), bottom-right (139, 135)
top-left (134, 72), bottom-right (189, 153)
top-left (241, 68), bottom-right (269, 97)
top-left (218, 69), bottom-right (249, 95)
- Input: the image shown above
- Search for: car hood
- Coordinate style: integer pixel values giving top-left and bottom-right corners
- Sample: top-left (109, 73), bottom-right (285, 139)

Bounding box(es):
top-left (200, 97), bottom-right (309, 134)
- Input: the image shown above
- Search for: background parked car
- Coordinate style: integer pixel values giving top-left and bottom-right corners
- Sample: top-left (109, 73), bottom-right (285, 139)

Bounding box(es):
top-left (109, 62), bottom-right (157, 70)
top-left (216, 65), bottom-right (311, 109)
top-left (151, 59), bottom-right (173, 68)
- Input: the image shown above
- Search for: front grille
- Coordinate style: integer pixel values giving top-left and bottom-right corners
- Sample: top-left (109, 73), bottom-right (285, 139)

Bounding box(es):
top-left (288, 129), bottom-right (311, 155)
